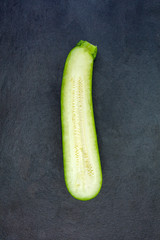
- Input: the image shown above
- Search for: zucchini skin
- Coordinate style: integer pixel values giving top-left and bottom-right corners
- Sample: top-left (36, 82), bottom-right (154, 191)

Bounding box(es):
top-left (61, 40), bottom-right (102, 201)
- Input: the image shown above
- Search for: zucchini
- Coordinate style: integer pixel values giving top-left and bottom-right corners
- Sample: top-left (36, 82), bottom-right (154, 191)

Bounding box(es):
top-left (61, 40), bottom-right (102, 201)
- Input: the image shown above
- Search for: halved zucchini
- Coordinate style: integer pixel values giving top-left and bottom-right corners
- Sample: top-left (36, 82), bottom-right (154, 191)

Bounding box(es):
top-left (61, 40), bottom-right (102, 201)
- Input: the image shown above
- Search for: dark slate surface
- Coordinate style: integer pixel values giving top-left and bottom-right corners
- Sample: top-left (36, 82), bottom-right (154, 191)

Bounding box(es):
top-left (0, 0), bottom-right (160, 239)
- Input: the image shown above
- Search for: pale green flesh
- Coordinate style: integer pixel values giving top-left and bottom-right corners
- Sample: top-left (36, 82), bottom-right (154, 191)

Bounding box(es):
top-left (61, 41), bottom-right (102, 200)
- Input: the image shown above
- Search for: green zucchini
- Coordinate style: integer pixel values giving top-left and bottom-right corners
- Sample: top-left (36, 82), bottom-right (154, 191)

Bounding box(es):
top-left (61, 40), bottom-right (102, 201)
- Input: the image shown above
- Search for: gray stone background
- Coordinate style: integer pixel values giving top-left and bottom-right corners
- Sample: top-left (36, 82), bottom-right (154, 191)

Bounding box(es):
top-left (0, 0), bottom-right (160, 239)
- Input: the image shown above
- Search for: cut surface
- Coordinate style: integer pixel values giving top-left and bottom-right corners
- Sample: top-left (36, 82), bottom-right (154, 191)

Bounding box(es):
top-left (61, 41), bottom-right (102, 200)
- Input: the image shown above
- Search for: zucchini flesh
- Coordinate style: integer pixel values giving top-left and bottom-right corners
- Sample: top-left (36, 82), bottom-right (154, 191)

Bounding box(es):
top-left (61, 40), bottom-right (102, 201)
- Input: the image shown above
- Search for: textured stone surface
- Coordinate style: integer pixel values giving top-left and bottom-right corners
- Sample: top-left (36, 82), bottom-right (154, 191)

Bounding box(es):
top-left (0, 0), bottom-right (160, 239)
